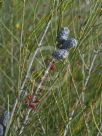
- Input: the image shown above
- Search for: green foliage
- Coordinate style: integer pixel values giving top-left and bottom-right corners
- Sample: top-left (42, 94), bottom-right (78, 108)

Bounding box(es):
top-left (0, 0), bottom-right (102, 135)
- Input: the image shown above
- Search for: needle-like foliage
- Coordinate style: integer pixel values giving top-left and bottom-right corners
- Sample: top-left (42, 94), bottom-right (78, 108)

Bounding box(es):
top-left (0, 0), bottom-right (102, 136)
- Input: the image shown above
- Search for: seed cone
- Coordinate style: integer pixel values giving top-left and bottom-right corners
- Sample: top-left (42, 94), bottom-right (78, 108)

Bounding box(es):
top-left (57, 38), bottom-right (78, 49)
top-left (0, 107), bottom-right (9, 136)
top-left (57, 27), bottom-right (70, 43)
top-left (0, 124), bottom-right (3, 136)
top-left (52, 49), bottom-right (68, 59)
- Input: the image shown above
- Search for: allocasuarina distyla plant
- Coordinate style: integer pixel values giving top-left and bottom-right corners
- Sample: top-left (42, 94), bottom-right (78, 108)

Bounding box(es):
top-left (18, 27), bottom-right (78, 135)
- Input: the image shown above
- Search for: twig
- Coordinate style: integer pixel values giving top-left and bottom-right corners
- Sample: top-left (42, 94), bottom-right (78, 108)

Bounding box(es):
top-left (25, 20), bottom-right (51, 79)
top-left (63, 48), bottom-right (100, 136)
top-left (5, 19), bottom-right (51, 135)
top-left (91, 105), bottom-right (102, 136)
top-left (63, 65), bottom-right (87, 136)
top-left (96, 122), bottom-right (102, 136)
top-left (84, 50), bottom-right (99, 90)
top-left (63, 100), bottom-right (79, 136)
top-left (18, 59), bottom-right (54, 135)
top-left (37, 114), bottom-right (46, 135)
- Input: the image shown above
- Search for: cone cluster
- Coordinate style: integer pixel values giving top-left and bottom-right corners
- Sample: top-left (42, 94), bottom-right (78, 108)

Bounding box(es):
top-left (52, 27), bottom-right (78, 59)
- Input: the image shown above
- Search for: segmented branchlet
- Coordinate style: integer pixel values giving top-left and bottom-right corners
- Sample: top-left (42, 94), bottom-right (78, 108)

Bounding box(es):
top-left (52, 27), bottom-right (78, 59)
top-left (0, 111), bottom-right (9, 136)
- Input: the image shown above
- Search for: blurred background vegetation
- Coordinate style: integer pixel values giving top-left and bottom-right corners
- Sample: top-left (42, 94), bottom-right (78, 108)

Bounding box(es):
top-left (0, 0), bottom-right (102, 135)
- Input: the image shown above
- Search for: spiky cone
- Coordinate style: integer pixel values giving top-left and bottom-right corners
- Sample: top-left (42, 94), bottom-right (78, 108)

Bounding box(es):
top-left (57, 27), bottom-right (70, 43)
top-left (57, 38), bottom-right (78, 49)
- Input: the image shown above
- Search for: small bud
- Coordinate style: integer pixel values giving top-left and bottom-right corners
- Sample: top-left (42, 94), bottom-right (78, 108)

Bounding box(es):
top-left (57, 38), bottom-right (78, 49)
top-left (34, 99), bottom-right (40, 104)
top-left (50, 63), bottom-right (56, 71)
top-left (28, 103), bottom-right (36, 109)
top-left (27, 95), bottom-right (33, 101)
top-left (15, 23), bottom-right (21, 29)
top-left (57, 27), bottom-right (70, 43)
top-left (52, 49), bottom-right (68, 59)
